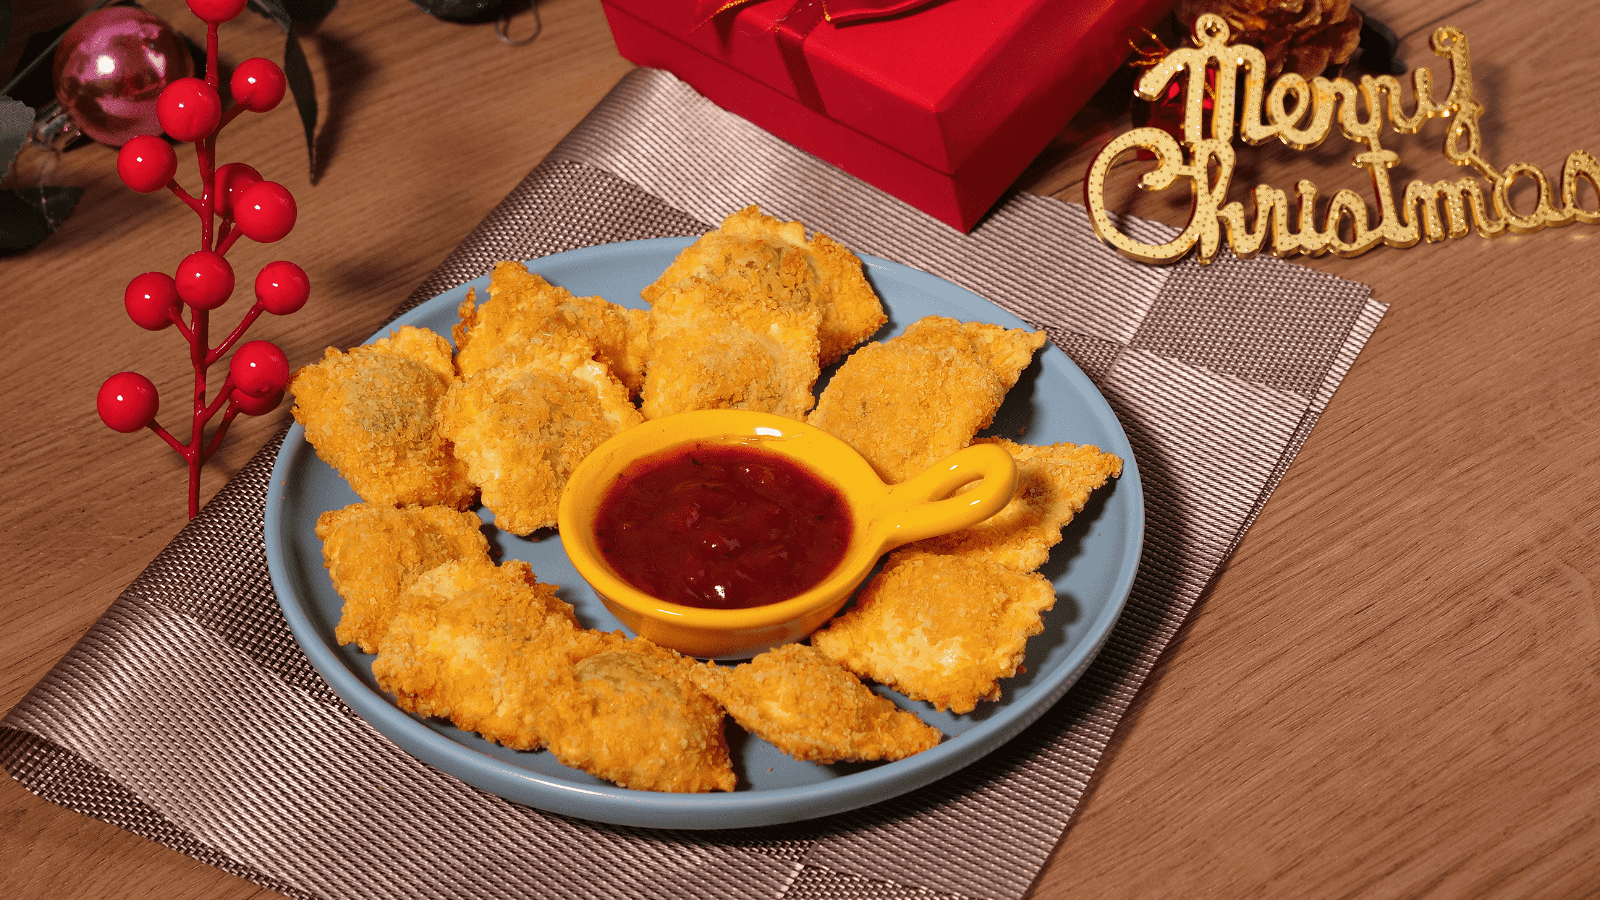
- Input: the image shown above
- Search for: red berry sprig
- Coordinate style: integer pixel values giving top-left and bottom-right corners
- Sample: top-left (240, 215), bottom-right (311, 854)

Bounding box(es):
top-left (98, 0), bottom-right (307, 520)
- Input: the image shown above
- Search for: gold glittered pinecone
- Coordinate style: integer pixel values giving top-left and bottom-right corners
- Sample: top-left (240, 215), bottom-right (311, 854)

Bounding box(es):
top-left (1176, 0), bottom-right (1364, 78)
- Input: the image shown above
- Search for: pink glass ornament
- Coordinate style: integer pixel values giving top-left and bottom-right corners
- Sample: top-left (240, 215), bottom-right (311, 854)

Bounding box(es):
top-left (51, 7), bottom-right (196, 147)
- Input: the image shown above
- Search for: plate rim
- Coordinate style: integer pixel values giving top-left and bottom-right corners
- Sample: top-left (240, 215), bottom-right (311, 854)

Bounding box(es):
top-left (264, 236), bottom-right (1144, 829)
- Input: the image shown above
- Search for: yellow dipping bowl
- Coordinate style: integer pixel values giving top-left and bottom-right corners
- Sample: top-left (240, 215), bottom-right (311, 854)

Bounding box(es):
top-left (558, 409), bottom-right (1017, 659)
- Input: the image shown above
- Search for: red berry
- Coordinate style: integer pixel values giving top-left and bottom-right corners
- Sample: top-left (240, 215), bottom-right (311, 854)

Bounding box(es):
top-left (213, 162), bottom-right (262, 219)
top-left (157, 78), bottom-right (222, 142)
top-left (117, 136), bottom-right (177, 193)
top-left (233, 388), bottom-right (283, 417)
top-left (254, 260), bottom-right (310, 315)
top-left (175, 250), bottom-right (235, 310)
top-left (97, 372), bottom-right (160, 433)
top-left (125, 271), bottom-right (181, 330)
top-left (230, 341), bottom-right (290, 398)
top-left (187, 0), bottom-right (247, 24)
top-left (230, 58), bottom-right (286, 113)
top-left (233, 181), bottom-right (296, 243)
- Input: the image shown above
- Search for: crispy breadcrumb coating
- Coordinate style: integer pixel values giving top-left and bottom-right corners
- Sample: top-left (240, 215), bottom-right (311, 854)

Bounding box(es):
top-left (808, 317), bottom-right (1048, 483)
top-left (372, 558), bottom-right (627, 751)
top-left (533, 644), bottom-right (737, 792)
top-left (808, 338), bottom-right (1002, 483)
top-left (909, 438), bottom-right (1123, 570)
top-left (895, 315), bottom-right (1047, 392)
top-left (454, 262), bottom-right (650, 395)
top-left (640, 272), bottom-right (823, 420)
top-left (645, 206), bottom-right (885, 365)
top-left (316, 503), bottom-right (492, 654)
top-left (811, 551), bottom-right (1058, 714)
top-left (692, 643), bottom-right (941, 763)
top-left (438, 342), bottom-right (643, 535)
top-left (288, 326), bottom-right (475, 509)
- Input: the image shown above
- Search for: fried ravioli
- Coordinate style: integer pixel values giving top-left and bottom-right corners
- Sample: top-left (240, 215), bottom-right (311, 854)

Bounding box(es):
top-left (810, 551), bottom-right (1058, 714)
top-left (895, 315), bottom-right (1048, 392)
top-left (908, 438), bottom-right (1124, 571)
top-left (807, 337), bottom-right (1002, 483)
top-left (645, 206), bottom-right (885, 365)
top-left (692, 643), bottom-right (941, 764)
top-left (289, 326), bottom-right (475, 509)
top-left (807, 317), bottom-right (1048, 483)
top-left (438, 342), bottom-right (643, 535)
top-left (372, 558), bottom-right (624, 751)
top-left (639, 273), bottom-right (823, 420)
top-left (533, 644), bottom-right (737, 793)
top-left (454, 262), bottom-right (650, 395)
top-left (316, 503), bottom-right (492, 653)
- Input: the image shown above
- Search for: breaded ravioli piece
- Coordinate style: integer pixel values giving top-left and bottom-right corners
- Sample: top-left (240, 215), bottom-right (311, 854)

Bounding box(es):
top-left (691, 643), bottom-right (941, 764)
top-left (289, 326), bottom-right (475, 508)
top-left (808, 337), bottom-right (1004, 483)
top-left (909, 438), bottom-right (1124, 571)
top-left (640, 273), bottom-right (823, 420)
top-left (895, 315), bottom-right (1048, 393)
top-left (533, 644), bottom-right (737, 793)
top-left (645, 206), bottom-right (885, 365)
top-left (808, 316), bottom-right (1049, 483)
top-left (438, 342), bottom-right (643, 535)
top-left (372, 558), bottom-right (625, 751)
top-left (453, 262), bottom-right (650, 395)
top-left (811, 551), bottom-right (1058, 714)
top-left (315, 503), bottom-right (492, 653)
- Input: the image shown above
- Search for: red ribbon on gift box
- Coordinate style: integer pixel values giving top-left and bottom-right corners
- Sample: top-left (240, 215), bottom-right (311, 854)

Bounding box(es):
top-left (695, 0), bottom-right (937, 26)
top-left (696, 0), bottom-right (938, 113)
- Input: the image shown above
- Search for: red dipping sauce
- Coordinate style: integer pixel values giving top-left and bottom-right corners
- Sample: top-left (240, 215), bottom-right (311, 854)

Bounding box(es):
top-left (592, 442), bottom-right (853, 610)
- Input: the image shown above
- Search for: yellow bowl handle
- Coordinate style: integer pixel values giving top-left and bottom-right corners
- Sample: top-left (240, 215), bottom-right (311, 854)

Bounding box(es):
top-left (873, 442), bottom-right (1018, 550)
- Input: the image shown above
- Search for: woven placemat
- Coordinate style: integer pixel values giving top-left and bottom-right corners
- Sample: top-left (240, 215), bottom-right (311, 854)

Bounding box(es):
top-left (2, 68), bottom-right (1384, 900)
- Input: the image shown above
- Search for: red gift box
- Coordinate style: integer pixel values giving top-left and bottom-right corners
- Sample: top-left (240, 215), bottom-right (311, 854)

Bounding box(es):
top-left (601, 0), bottom-right (1173, 231)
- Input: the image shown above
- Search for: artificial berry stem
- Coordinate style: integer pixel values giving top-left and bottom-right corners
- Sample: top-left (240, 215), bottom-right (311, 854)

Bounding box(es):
top-left (202, 406), bottom-right (242, 463)
top-left (208, 306), bottom-right (264, 365)
top-left (148, 420), bottom-right (186, 455)
top-left (99, 1), bottom-right (302, 520)
top-left (218, 104), bottom-right (246, 131)
top-left (215, 226), bottom-right (243, 255)
top-left (169, 180), bottom-right (202, 213)
top-left (202, 378), bottom-right (236, 420)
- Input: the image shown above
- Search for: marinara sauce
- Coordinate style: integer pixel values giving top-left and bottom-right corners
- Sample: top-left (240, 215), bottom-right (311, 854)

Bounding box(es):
top-left (593, 442), bottom-right (852, 610)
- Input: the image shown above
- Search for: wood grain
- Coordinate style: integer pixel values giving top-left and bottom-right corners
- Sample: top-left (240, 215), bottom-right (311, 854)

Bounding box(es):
top-left (3, 1), bottom-right (1597, 897)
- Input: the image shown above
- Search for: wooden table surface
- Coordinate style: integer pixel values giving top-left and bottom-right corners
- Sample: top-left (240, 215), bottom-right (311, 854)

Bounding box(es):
top-left (4, 0), bottom-right (1597, 897)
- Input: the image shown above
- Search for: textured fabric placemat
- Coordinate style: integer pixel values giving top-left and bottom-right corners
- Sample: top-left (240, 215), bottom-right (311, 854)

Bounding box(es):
top-left (2, 68), bottom-right (1384, 900)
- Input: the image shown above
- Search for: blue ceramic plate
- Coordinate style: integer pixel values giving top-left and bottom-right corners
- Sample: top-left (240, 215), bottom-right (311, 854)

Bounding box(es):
top-left (264, 237), bottom-right (1143, 829)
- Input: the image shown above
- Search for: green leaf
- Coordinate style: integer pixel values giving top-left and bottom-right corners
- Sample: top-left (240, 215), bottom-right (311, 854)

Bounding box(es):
top-left (281, 0), bottom-right (339, 22)
top-left (0, 185), bottom-right (82, 255)
top-left (246, 0), bottom-right (321, 180)
top-left (247, 0), bottom-right (293, 28)
top-left (281, 29), bottom-right (319, 181)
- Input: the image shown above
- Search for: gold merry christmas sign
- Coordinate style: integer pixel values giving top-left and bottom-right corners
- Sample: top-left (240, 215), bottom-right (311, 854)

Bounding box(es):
top-left (1085, 14), bottom-right (1600, 264)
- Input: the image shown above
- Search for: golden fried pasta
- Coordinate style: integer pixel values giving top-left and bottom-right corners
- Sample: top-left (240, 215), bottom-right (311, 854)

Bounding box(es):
top-left (316, 503), bottom-right (492, 654)
top-left (533, 644), bottom-right (737, 793)
top-left (288, 326), bottom-right (475, 509)
top-left (692, 643), bottom-right (941, 764)
top-left (454, 261), bottom-right (650, 395)
top-left (808, 317), bottom-right (1046, 483)
top-left (372, 558), bottom-right (626, 751)
top-left (438, 342), bottom-right (643, 535)
top-left (644, 206), bottom-right (886, 365)
top-left (640, 271), bottom-right (824, 420)
top-left (909, 438), bottom-right (1124, 571)
top-left (811, 551), bottom-right (1058, 714)
top-left (894, 315), bottom-right (1047, 390)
